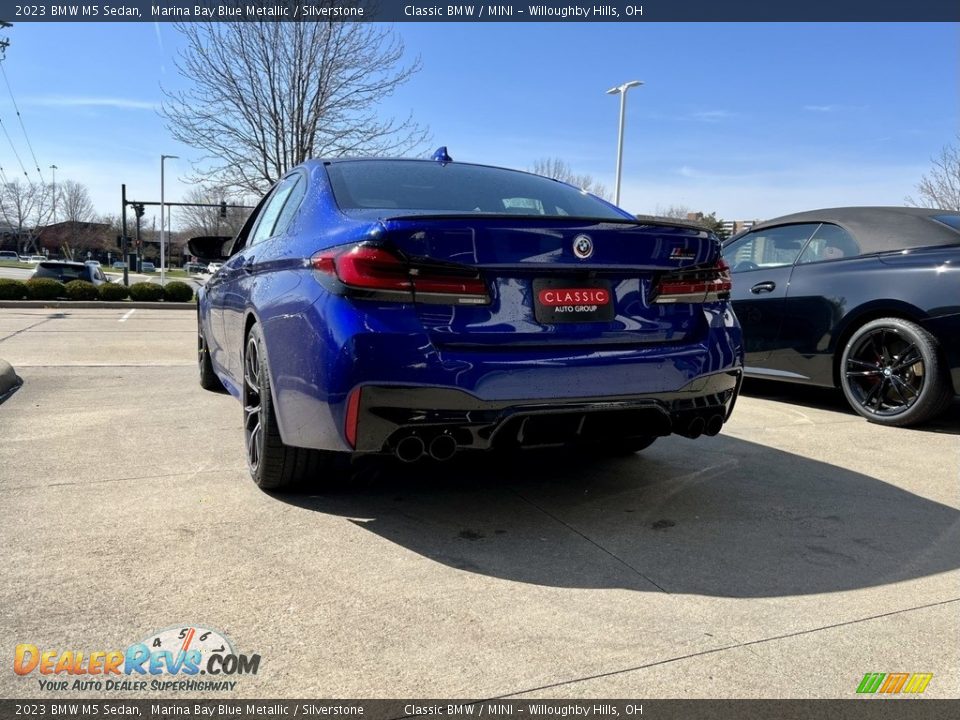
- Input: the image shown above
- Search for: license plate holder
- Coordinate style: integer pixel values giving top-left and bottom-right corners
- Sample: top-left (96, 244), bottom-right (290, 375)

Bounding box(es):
top-left (533, 278), bottom-right (615, 324)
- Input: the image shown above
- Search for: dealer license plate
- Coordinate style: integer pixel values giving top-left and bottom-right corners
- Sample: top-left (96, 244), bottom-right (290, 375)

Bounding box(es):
top-left (532, 278), bottom-right (615, 324)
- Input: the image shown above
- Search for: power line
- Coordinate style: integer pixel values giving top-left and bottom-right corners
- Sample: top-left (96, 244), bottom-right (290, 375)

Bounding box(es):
top-left (0, 60), bottom-right (43, 183)
top-left (0, 112), bottom-right (29, 179)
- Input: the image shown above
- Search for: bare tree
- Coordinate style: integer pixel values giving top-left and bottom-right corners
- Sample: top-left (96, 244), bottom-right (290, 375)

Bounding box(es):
top-left (178, 185), bottom-right (252, 238)
top-left (57, 180), bottom-right (97, 225)
top-left (906, 134), bottom-right (960, 211)
top-left (530, 158), bottom-right (610, 199)
top-left (653, 204), bottom-right (693, 220)
top-left (0, 180), bottom-right (54, 254)
top-left (163, 14), bottom-right (428, 194)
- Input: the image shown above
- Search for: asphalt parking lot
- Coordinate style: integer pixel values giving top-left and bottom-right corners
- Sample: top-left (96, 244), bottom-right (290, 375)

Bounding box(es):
top-left (0, 307), bottom-right (957, 700)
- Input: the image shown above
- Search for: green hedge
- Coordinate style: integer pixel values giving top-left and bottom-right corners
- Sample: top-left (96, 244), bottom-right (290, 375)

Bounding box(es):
top-left (128, 282), bottom-right (165, 301)
top-left (64, 280), bottom-right (100, 301)
top-left (162, 281), bottom-right (194, 302)
top-left (99, 283), bottom-right (129, 301)
top-left (26, 278), bottom-right (66, 300)
top-left (0, 278), bottom-right (27, 300)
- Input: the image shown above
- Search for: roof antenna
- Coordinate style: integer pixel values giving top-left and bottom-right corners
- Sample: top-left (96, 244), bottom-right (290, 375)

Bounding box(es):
top-left (431, 146), bottom-right (453, 165)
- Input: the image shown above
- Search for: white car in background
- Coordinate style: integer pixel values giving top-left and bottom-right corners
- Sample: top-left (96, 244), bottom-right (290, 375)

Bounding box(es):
top-left (207, 262), bottom-right (223, 274)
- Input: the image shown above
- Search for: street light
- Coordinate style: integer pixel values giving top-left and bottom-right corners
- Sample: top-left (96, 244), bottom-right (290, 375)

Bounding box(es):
top-left (606, 80), bottom-right (643, 207)
top-left (160, 154), bottom-right (179, 285)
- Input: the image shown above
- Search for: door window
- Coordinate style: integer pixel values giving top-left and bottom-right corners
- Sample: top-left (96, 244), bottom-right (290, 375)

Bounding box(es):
top-left (248, 175), bottom-right (300, 247)
top-left (797, 223), bottom-right (861, 264)
top-left (722, 224), bottom-right (820, 272)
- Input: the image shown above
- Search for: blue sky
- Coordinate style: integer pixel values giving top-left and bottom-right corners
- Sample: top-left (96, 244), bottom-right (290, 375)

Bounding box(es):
top-left (1, 21), bottom-right (956, 226)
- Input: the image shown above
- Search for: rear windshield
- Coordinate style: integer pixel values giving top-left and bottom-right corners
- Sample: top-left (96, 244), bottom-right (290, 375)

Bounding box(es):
top-left (325, 160), bottom-right (628, 220)
top-left (36, 263), bottom-right (87, 280)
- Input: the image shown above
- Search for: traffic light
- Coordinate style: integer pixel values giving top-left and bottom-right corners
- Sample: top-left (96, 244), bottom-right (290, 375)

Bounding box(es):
top-left (132, 203), bottom-right (145, 218)
top-left (220, 201), bottom-right (227, 219)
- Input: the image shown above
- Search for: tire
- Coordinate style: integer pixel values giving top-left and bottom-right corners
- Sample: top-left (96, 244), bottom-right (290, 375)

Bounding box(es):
top-left (198, 314), bottom-right (226, 393)
top-left (584, 436), bottom-right (658, 456)
top-left (243, 323), bottom-right (346, 490)
top-left (839, 318), bottom-right (952, 427)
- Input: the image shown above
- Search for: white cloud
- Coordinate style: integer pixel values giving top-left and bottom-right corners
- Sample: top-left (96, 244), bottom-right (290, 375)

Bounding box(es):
top-left (803, 105), bottom-right (837, 113)
top-left (690, 110), bottom-right (736, 122)
top-left (23, 96), bottom-right (158, 111)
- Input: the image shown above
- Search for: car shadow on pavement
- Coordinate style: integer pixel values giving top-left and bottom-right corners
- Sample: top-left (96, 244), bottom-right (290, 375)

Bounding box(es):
top-left (275, 436), bottom-right (960, 598)
top-left (741, 378), bottom-right (960, 436)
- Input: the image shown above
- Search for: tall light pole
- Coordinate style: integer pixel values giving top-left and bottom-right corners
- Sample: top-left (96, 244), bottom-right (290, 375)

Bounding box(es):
top-left (160, 154), bottom-right (178, 285)
top-left (49, 164), bottom-right (58, 223)
top-left (606, 80), bottom-right (643, 207)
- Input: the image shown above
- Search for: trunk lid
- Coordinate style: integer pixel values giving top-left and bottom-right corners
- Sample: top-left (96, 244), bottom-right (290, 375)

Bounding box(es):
top-left (374, 215), bottom-right (722, 348)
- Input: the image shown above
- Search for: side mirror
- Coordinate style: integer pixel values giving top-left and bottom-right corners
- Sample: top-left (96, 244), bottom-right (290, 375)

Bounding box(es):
top-left (186, 236), bottom-right (233, 262)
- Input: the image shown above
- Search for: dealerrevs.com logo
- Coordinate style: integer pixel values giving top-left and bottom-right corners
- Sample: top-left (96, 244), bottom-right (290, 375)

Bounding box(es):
top-left (14, 625), bottom-right (260, 692)
top-left (856, 672), bottom-right (933, 695)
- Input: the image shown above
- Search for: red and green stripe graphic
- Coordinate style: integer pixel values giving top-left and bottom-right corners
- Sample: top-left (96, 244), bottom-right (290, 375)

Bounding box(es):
top-left (857, 673), bottom-right (933, 694)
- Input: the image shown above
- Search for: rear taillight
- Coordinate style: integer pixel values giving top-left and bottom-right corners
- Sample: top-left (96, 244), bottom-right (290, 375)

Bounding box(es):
top-left (653, 258), bottom-right (732, 304)
top-left (312, 244), bottom-right (489, 305)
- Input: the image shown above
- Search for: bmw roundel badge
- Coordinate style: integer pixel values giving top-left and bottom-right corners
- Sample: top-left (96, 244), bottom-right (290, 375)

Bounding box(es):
top-left (573, 234), bottom-right (594, 260)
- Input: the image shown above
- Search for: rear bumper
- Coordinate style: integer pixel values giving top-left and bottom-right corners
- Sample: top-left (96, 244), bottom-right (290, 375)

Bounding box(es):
top-left (353, 369), bottom-right (742, 453)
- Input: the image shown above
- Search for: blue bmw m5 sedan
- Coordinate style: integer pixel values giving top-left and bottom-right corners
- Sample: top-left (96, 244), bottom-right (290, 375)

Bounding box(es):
top-left (190, 151), bottom-right (743, 488)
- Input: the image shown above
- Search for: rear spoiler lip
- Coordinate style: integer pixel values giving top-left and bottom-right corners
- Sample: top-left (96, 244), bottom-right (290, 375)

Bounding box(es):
top-left (370, 212), bottom-right (711, 234)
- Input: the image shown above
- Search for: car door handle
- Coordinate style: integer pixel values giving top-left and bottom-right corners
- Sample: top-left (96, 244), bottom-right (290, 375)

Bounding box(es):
top-left (750, 281), bottom-right (776, 294)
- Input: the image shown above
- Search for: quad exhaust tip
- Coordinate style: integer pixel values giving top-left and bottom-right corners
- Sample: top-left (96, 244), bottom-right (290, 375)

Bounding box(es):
top-left (675, 413), bottom-right (725, 439)
top-left (686, 416), bottom-right (705, 439)
top-left (394, 432), bottom-right (459, 462)
top-left (429, 433), bottom-right (458, 462)
top-left (705, 414), bottom-right (724, 436)
top-left (395, 435), bottom-right (425, 463)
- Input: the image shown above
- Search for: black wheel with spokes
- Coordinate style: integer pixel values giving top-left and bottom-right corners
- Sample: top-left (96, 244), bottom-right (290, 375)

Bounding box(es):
top-left (243, 323), bottom-right (346, 490)
top-left (198, 313), bottom-right (225, 392)
top-left (840, 318), bottom-right (951, 427)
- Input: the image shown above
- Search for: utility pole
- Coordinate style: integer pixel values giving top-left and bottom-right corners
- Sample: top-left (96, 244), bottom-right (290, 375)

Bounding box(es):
top-left (121, 184), bottom-right (129, 287)
top-left (49, 164), bottom-right (58, 223)
top-left (160, 154), bottom-right (178, 285)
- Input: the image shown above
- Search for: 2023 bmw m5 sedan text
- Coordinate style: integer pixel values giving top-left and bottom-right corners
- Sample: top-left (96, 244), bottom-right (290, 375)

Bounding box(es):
top-left (191, 152), bottom-right (744, 489)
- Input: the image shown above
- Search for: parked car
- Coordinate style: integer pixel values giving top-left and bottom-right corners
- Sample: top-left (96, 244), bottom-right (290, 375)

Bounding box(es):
top-left (26, 255), bottom-right (47, 264)
top-left (32, 261), bottom-right (110, 286)
top-left (185, 262), bottom-right (208, 274)
top-left (112, 261), bottom-right (127, 269)
top-left (191, 153), bottom-right (744, 489)
top-left (141, 262), bottom-right (156, 273)
top-left (722, 207), bottom-right (960, 426)
top-left (0, 250), bottom-right (20, 262)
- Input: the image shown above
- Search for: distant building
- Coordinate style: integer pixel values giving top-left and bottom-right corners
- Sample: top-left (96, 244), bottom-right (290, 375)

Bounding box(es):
top-left (722, 220), bottom-right (757, 237)
top-left (35, 221), bottom-right (113, 255)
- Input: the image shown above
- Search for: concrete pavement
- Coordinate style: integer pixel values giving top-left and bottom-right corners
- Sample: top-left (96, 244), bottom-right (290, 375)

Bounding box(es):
top-left (0, 308), bottom-right (957, 700)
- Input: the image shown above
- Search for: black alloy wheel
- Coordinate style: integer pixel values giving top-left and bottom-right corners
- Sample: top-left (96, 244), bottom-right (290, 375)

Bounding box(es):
top-left (243, 332), bottom-right (265, 476)
top-left (840, 318), bottom-right (951, 427)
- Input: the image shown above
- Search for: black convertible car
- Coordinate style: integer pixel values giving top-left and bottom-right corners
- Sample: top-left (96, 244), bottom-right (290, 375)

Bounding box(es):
top-left (722, 207), bottom-right (960, 426)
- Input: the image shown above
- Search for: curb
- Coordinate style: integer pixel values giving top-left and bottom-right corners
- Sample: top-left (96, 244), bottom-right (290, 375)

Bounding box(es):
top-left (0, 301), bottom-right (196, 310)
top-left (0, 359), bottom-right (21, 401)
